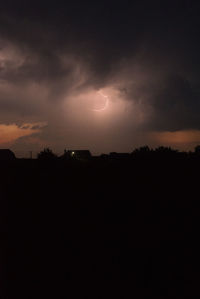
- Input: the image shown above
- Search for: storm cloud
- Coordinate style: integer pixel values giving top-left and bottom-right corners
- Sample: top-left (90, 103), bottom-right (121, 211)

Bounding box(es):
top-left (1, 1), bottom-right (200, 155)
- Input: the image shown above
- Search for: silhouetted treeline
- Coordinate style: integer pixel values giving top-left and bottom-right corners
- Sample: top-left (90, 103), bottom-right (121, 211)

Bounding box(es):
top-left (0, 145), bottom-right (200, 298)
top-left (35, 145), bottom-right (200, 162)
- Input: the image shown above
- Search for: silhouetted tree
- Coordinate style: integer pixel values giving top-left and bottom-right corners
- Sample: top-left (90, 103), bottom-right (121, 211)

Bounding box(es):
top-left (132, 146), bottom-right (151, 155)
top-left (37, 148), bottom-right (57, 160)
top-left (59, 149), bottom-right (71, 160)
top-left (155, 146), bottom-right (178, 153)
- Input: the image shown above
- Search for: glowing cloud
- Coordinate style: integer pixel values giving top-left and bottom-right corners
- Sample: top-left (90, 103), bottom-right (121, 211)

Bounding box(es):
top-left (0, 122), bottom-right (47, 145)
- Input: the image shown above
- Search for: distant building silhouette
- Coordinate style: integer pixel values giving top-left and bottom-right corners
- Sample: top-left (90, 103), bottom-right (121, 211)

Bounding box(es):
top-left (0, 149), bottom-right (16, 161)
top-left (61, 150), bottom-right (92, 160)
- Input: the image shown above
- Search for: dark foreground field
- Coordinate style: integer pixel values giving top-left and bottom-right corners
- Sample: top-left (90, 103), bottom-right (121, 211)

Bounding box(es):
top-left (0, 154), bottom-right (200, 298)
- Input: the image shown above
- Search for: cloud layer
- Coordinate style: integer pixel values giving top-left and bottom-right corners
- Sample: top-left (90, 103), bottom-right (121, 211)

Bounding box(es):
top-left (1, 1), bottom-right (200, 154)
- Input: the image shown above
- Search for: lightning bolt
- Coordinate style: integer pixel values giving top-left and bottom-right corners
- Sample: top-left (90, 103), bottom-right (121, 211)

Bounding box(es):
top-left (91, 90), bottom-right (109, 112)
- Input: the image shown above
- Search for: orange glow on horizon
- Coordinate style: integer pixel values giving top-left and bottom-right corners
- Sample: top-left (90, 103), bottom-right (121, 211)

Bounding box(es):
top-left (151, 130), bottom-right (200, 149)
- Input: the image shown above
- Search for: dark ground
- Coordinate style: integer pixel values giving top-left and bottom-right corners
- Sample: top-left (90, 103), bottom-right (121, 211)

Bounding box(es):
top-left (0, 153), bottom-right (200, 298)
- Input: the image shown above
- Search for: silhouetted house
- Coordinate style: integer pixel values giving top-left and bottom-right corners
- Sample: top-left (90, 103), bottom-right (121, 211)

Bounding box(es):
top-left (0, 149), bottom-right (16, 161)
top-left (63, 150), bottom-right (92, 160)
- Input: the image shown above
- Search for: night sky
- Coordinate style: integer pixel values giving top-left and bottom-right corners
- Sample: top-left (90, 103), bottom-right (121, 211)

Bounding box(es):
top-left (1, 1), bottom-right (200, 156)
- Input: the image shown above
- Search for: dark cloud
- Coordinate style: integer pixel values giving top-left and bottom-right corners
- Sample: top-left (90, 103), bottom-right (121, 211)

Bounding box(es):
top-left (118, 69), bottom-right (200, 131)
top-left (149, 75), bottom-right (200, 131)
top-left (1, 1), bottom-right (200, 87)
